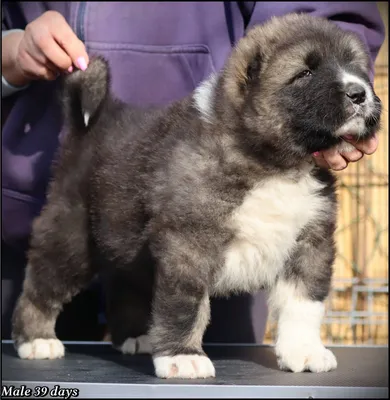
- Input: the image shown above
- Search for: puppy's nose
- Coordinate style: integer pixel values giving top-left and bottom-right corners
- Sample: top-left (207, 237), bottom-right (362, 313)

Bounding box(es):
top-left (345, 83), bottom-right (366, 105)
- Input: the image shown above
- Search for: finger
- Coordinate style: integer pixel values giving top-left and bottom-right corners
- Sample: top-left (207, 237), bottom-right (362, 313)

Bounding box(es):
top-left (343, 134), bottom-right (378, 155)
top-left (52, 22), bottom-right (89, 70)
top-left (321, 148), bottom-right (349, 171)
top-left (313, 155), bottom-right (331, 169)
top-left (28, 32), bottom-right (71, 73)
top-left (27, 44), bottom-right (62, 76)
top-left (341, 149), bottom-right (364, 163)
top-left (38, 37), bottom-right (73, 71)
top-left (25, 48), bottom-right (61, 79)
top-left (18, 50), bottom-right (57, 81)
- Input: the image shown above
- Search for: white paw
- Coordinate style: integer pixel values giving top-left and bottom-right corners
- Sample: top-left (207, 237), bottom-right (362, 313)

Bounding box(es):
top-left (276, 343), bottom-right (337, 373)
top-left (118, 337), bottom-right (136, 354)
top-left (117, 335), bottom-right (152, 355)
top-left (153, 354), bottom-right (216, 379)
top-left (136, 334), bottom-right (152, 354)
top-left (17, 338), bottom-right (65, 360)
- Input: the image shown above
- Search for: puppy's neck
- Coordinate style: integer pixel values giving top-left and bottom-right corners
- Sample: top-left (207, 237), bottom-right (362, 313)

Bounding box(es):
top-left (193, 73), bottom-right (315, 175)
top-left (213, 127), bottom-right (315, 184)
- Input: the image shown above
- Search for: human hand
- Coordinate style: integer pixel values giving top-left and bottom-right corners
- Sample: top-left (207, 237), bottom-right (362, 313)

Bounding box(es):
top-left (2, 10), bottom-right (89, 87)
top-left (312, 134), bottom-right (378, 171)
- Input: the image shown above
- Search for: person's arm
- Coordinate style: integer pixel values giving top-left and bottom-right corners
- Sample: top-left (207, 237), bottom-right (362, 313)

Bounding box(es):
top-left (2, 29), bottom-right (30, 97)
top-left (1, 10), bottom-right (89, 99)
top-left (1, 3), bottom-right (30, 97)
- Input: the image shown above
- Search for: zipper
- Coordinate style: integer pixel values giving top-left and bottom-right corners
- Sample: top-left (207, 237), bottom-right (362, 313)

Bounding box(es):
top-left (76, 2), bottom-right (87, 42)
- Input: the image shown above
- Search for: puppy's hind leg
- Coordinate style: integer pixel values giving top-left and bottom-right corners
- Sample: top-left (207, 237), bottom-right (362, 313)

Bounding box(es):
top-left (11, 201), bottom-right (94, 360)
top-left (149, 233), bottom-right (215, 379)
top-left (105, 246), bottom-right (154, 355)
top-left (108, 286), bottom-right (153, 355)
top-left (269, 222), bottom-right (337, 373)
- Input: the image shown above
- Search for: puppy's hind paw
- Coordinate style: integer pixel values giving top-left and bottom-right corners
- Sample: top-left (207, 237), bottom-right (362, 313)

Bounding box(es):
top-left (116, 335), bottom-right (152, 355)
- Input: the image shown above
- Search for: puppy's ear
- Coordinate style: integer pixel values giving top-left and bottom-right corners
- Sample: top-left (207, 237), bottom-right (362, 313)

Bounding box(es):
top-left (222, 27), bottom-right (264, 106)
top-left (341, 32), bottom-right (371, 72)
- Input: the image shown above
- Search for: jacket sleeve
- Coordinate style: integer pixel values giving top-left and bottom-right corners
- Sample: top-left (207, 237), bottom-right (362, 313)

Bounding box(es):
top-left (2, 30), bottom-right (31, 98)
top-left (244, 2), bottom-right (385, 81)
top-left (2, 3), bottom-right (8, 30)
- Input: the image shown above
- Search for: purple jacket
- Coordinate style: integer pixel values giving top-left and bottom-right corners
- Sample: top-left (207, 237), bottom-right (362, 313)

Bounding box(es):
top-left (1, 2), bottom-right (385, 251)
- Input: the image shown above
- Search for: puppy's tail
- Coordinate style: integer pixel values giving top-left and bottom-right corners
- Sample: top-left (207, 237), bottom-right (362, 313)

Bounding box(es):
top-left (62, 56), bottom-right (110, 133)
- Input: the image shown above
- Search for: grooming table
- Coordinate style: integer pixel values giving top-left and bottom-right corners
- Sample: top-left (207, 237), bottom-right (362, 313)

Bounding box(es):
top-left (2, 341), bottom-right (388, 398)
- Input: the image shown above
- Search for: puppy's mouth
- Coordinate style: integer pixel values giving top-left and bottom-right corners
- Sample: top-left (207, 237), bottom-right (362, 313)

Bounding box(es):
top-left (334, 103), bottom-right (381, 142)
top-left (335, 115), bottom-right (366, 140)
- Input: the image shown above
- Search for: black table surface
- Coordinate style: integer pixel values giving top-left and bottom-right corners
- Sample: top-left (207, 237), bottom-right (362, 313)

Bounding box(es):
top-left (2, 341), bottom-right (388, 398)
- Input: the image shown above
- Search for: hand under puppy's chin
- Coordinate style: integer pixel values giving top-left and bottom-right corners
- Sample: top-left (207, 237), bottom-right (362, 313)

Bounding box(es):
top-left (335, 139), bottom-right (357, 154)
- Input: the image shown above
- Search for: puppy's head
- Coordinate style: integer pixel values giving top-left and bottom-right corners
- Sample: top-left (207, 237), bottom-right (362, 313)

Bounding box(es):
top-left (219, 13), bottom-right (382, 157)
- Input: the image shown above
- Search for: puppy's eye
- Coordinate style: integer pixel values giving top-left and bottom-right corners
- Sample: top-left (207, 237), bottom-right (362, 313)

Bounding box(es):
top-left (287, 69), bottom-right (313, 86)
top-left (296, 70), bottom-right (312, 79)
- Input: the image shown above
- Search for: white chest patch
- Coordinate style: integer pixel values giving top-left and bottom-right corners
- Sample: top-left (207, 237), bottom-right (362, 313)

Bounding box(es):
top-left (212, 173), bottom-right (330, 295)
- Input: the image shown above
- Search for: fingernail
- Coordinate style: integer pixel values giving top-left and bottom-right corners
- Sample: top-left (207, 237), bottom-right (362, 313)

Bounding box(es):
top-left (68, 65), bottom-right (73, 73)
top-left (77, 57), bottom-right (87, 71)
top-left (313, 152), bottom-right (320, 157)
top-left (343, 134), bottom-right (354, 140)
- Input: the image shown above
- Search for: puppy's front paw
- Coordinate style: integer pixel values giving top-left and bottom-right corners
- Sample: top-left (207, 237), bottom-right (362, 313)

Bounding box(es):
top-left (17, 338), bottom-right (65, 360)
top-left (153, 354), bottom-right (216, 379)
top-left (276, 342), bottom-right (337, 373)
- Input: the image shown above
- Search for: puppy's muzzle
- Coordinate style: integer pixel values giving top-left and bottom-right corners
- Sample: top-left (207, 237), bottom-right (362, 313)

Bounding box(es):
top-left (334, 71), bottom-right (380, 139)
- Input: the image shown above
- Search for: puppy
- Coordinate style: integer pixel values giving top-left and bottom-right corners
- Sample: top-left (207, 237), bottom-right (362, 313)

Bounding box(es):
top-left (11, 13), bottom-right (381, 379)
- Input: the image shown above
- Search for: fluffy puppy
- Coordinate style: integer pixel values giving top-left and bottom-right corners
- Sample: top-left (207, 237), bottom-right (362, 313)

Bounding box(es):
top-left (11, 13), bottom-right (381, 379)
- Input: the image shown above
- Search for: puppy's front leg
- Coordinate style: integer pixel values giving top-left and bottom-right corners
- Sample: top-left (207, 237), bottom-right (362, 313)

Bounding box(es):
top-left (269, 228), bottom-right (337, 373)
top-left (149, 239), bottom-right (215, 379)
